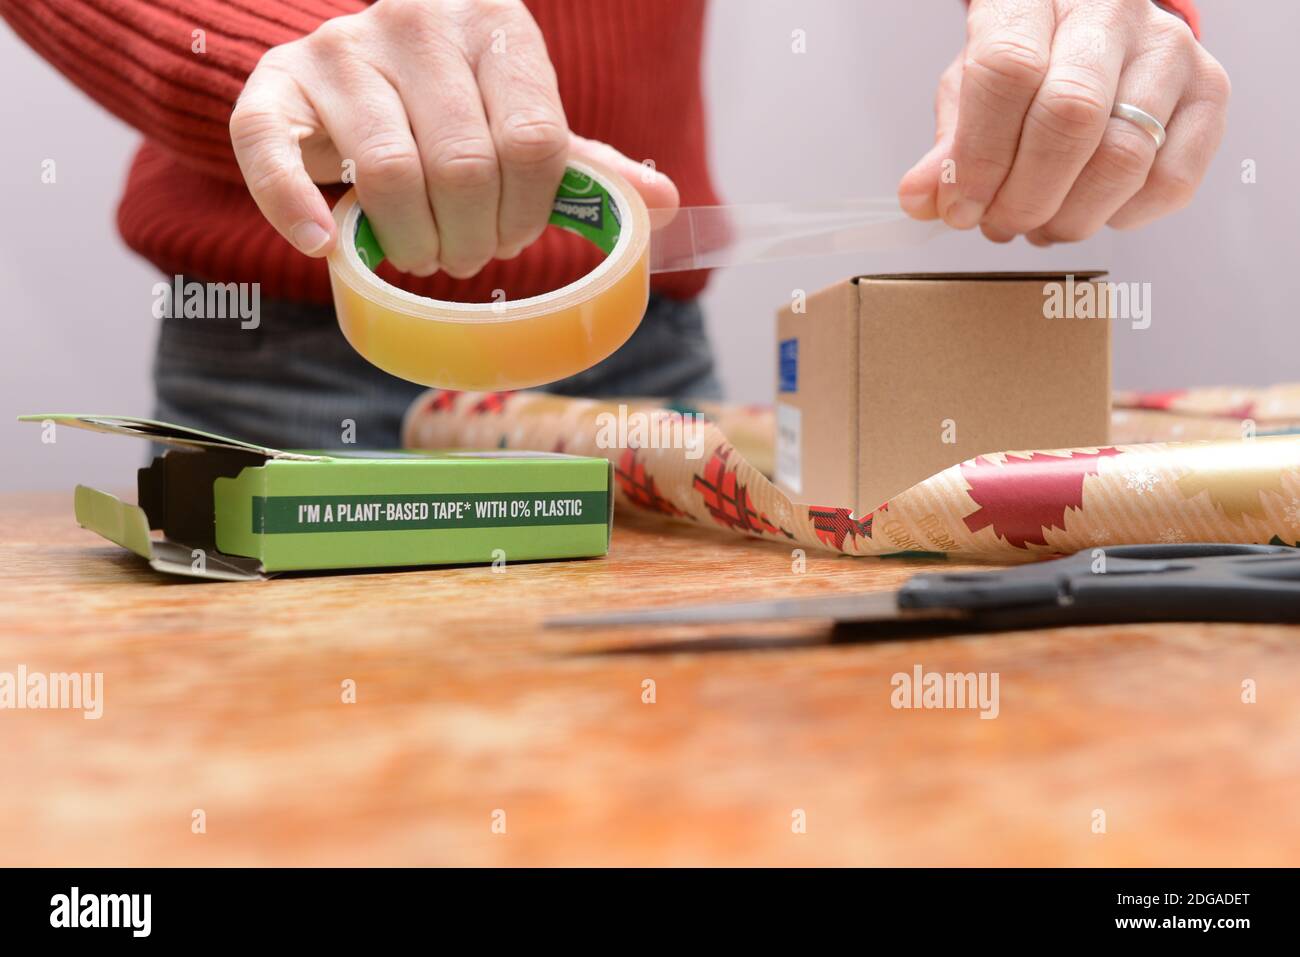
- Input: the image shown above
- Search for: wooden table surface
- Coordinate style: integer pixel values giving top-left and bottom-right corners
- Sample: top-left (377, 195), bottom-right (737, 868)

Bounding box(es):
top-left (1, 490), bottom-right (1297, 866)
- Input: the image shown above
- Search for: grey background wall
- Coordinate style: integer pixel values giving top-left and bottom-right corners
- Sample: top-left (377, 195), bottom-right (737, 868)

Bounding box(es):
top-left (1, 0), bottom-right (1294, 490)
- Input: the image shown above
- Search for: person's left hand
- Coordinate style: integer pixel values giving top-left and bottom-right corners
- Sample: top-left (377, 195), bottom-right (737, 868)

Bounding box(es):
top-left (898, 0), bottom-right (1230, 245)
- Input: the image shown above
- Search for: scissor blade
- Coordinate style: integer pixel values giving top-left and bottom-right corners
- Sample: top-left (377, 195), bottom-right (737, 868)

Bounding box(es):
top-left (647, 202), bottom-right (945, 274)
top-left (548, 590), bottom-right (955, 628)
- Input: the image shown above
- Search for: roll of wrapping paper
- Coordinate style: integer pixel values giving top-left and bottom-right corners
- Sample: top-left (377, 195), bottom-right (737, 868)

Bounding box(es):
top-left (1112, 383), bottom-right (1300, 443)
top-left (403, 388), bottom-right (1300, 561)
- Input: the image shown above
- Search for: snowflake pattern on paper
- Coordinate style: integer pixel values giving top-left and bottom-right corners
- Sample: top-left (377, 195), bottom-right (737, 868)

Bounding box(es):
top-left (1284, 499), bottom-right (1300, 529)
top-left (1088, 527), bottom-right (1113, 546)
top-left (1125, 466), bottom-right (1161, 495)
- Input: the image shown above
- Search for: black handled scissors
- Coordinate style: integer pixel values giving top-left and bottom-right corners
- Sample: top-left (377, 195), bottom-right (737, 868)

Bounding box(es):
top-left (549, 544), bottom-right (1300, 632)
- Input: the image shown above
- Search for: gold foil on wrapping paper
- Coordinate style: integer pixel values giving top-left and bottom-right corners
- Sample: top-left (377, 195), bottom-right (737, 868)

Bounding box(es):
top-left (1172, 439), bottom-right (1297, 522)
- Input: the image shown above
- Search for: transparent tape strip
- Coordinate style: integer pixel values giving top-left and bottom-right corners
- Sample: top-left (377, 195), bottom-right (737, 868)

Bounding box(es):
top-left (649, 201), bottom-right (945, 274)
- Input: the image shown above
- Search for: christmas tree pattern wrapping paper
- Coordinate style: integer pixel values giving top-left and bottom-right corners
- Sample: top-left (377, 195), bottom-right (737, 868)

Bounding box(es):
top-left (402, 386), bottom-right (1300, 561)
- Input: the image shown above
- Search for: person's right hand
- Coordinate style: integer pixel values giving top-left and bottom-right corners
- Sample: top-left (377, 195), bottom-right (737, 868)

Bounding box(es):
top-left (230, 0), bottom-right (678, 278)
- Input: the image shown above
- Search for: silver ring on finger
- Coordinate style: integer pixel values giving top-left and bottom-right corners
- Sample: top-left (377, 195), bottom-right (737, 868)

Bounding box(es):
top-left (1111, 102), bottom-right (1167, 150)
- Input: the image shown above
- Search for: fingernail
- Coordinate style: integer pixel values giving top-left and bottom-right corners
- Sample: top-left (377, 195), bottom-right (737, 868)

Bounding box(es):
top-left (291, 221), bottom-right (331, 254)
top-left (944, 199), bottom-right (984, 230)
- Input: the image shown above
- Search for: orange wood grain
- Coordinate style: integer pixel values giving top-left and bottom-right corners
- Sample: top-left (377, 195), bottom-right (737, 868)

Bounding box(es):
top-left (1, 491), bottom-right (1297, 866)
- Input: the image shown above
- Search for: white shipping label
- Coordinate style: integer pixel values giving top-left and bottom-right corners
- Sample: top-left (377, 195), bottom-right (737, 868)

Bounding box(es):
top-left (775, 402), bottom-right (802, 495)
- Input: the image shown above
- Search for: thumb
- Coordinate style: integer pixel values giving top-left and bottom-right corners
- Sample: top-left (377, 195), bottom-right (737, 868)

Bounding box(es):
top-left (568, 133), bottom-right (680, 212)
top-left (898, 55), bottom-right (961, 220)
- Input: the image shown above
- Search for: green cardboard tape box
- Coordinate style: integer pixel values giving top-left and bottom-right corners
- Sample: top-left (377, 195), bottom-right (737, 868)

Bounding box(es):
top-left (21, 414), bottom-right (613, 581)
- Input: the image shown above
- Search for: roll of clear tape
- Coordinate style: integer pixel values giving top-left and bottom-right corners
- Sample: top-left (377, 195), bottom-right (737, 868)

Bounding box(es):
top-left (327, 158), bottom-right (649, 391)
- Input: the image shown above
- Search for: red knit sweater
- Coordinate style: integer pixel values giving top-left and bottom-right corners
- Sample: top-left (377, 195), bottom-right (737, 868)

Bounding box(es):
top-left (3, 0), bottom-right (1199, 307)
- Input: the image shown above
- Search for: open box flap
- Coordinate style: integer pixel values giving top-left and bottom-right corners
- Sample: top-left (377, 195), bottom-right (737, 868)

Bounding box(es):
top-left (74, 485), bottom-right (266, 582)
top-left (19, 414), bottom-right (331, 461)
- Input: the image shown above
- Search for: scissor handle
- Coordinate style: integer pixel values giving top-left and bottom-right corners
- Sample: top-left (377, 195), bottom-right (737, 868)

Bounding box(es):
top-left (897, 543), bottom-right (1300, 627)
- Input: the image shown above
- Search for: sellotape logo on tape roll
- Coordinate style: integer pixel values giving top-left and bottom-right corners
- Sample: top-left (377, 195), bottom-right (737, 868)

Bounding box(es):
top-left (326, 158), bottom-right (650, 391)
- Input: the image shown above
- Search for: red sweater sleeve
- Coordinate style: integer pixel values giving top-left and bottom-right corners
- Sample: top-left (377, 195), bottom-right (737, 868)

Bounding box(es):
top-left (0, 0), bottom-right (364, 182)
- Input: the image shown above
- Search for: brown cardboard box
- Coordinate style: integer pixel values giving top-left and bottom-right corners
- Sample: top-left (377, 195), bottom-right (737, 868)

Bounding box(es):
top-left (774, 272), bottom-right (1112, 514)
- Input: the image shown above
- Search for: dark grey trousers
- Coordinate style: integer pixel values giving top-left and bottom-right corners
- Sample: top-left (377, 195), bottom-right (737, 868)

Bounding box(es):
top-left (153, 291), bottom-right (721, 450)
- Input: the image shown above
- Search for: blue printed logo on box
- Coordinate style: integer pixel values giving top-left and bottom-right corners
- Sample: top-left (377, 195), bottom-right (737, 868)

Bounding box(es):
top-left (778, 338), bottom-right (798, 393)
